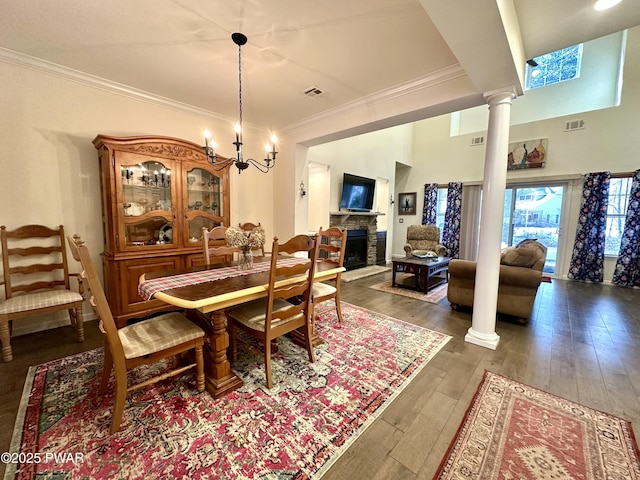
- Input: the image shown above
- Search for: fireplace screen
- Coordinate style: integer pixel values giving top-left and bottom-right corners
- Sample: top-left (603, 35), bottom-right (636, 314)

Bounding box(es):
top-left (344, 229), bottom-right (367, 270)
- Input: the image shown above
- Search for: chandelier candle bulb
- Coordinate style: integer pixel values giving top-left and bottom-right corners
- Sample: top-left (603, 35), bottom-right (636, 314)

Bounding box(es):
top-left (234, 122), bottom-right (241, 144)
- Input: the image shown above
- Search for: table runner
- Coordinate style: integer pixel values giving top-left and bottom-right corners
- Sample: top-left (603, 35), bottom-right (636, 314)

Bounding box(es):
top-left (138, 257), bottom-right (307, 301)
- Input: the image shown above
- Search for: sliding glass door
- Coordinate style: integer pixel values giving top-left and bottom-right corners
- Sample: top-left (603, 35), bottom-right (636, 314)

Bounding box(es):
top-left (502, 184), bottom-right (565, 275)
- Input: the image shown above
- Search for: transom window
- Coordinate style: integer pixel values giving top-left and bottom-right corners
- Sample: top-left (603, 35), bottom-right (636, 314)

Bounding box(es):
top-left (605, 177), bottom-right (633, 255)
top-left (525, 45), bottom-right (583, 91)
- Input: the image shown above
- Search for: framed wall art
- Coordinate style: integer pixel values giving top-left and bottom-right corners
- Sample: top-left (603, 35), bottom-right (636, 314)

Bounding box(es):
top-left (398, 192), bottom-right (417, 215)
top-left (507, 138), bottom-right (547, 170)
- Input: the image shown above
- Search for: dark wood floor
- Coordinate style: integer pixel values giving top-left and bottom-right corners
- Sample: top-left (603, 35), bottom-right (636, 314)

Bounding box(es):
top-left (1, 273), bottom-right (639, 479)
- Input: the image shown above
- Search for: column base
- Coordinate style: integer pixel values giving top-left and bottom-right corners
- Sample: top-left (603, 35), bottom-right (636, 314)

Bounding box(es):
top-left (465, 327), bottom-right (500, 350)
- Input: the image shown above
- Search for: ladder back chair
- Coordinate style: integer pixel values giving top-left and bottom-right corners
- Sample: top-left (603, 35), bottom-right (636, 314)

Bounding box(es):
top-left (238, 222), bottom-right (261, 231)
top-left (202, 225), bottom-right (232, 265)
top-left (0, 224), bottom-right (84, 362)
top-left (68, 235), bottom-right (205, 434)
top-left (227, 234), bottom-right (317, 388)
top-left (238, 222), bottom-right (266, 256)
top-left (311, 226), bottom-right (347, 324)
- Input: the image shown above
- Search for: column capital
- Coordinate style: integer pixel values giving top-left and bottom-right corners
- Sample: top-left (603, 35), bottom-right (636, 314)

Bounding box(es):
top-left (483, 87), bottom-right (517, 106)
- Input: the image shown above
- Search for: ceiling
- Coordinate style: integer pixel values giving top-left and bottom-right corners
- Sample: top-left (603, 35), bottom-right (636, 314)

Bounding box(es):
top-left (2, 0), bottom-right (639, 133)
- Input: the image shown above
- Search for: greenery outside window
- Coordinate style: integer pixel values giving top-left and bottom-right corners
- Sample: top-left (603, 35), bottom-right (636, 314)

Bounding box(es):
top-left (605, 176), bottom-right (633, 255)
top-left (526, 45), bottom-right (583, 90)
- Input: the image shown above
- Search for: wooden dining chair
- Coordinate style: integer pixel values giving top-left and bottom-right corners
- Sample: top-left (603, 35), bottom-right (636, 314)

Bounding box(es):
top-left (202, 225), bottom-right (232, 265)
top-left (238, 222), bottom-right (261, 231)
top-left (0, 224), bottom-right (84, 362)
top-left (68, 235), bottom-right (205, 434)
top-left (310, 226), bottom-right (348, 324)
top-left (238, 222), bottom-right (266, 256)
top-left (227, 234), bottom-right (317, 389)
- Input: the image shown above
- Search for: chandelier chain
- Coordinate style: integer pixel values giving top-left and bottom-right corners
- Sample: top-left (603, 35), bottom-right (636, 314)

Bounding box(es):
top-left (202, 32), bottom-right (277, 174)
top-left (237, 42), bottom-right (243, 133)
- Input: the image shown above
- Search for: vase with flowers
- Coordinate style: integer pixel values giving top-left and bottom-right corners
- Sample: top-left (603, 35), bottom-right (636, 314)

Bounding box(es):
top-left (225, 226), bottom-right (266, 270)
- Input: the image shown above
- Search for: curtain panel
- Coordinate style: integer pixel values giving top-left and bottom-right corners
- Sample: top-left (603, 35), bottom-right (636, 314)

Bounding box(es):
top-left (442, 182), bottom-right (463, 259)
top-left (612, 169), bottom-right (640, 287)
top-left (459, 184), bottom-right (481, 260)
top-left (422, 183), bottom-right (438, 225)
top-left (567, 172), bottom-right (610, 282)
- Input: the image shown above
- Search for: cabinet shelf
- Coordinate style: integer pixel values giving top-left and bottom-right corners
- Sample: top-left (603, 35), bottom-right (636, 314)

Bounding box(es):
top-left (94, 135), bottom-right (231, 327)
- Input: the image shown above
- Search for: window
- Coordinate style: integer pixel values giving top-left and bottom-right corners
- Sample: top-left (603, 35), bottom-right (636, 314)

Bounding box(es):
top-left (435, 187), bottom-right (447, 231)
top-left (525, 45), bottom-right (582, 91)
top-left (605, 177), bottom-right (633, 255)
top-left (502, 185), bottom-right (565, 275)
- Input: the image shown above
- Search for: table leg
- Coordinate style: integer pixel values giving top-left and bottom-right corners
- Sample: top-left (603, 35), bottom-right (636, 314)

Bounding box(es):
top-left (188, 310), bottom-right (243, 398)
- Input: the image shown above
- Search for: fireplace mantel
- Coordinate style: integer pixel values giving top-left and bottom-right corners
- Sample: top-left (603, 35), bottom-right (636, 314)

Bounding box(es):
top-left (329, 211), bottom-right (385, 225)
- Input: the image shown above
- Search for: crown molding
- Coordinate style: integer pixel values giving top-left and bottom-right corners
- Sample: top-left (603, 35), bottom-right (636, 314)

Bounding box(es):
top-left (0, 47), bottom-right (230, 122)
top-left (1, 47), bottom-right (467, 137)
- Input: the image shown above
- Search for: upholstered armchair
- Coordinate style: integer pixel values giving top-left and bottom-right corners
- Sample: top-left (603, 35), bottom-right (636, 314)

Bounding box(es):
top-left (403, 225), bottom-right (447, 258)
top-left (447, 239), bottom-right (547, 322)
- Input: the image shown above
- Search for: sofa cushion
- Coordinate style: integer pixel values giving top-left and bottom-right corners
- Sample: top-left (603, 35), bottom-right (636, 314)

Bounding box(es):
top-left (500, 246), bottom-right (540, 268)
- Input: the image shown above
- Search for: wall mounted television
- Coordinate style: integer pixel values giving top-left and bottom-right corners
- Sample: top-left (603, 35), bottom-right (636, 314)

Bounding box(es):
top-left (339, 173), bottom-right (376, 212)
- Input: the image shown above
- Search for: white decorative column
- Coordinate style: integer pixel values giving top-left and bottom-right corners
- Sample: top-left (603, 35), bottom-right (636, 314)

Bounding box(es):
top-left (465, 90), bottom-right (515, 350)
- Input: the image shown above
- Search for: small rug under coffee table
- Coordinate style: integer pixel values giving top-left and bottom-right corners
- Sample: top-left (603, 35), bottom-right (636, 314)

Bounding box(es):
top-left (6, 303), bottom-right (451, 480)
top-left (370, 277), bottom-right (448, 304)
top-left (434, 371), bottom-right (640, 479)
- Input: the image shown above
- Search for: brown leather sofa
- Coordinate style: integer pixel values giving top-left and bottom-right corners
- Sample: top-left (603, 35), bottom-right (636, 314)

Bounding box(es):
top-left (446, 239), bottom-right (547, 322)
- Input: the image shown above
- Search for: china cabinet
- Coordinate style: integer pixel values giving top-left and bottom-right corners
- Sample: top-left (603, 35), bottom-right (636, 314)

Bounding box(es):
top-left (93, 135), bottom-right (231, 327)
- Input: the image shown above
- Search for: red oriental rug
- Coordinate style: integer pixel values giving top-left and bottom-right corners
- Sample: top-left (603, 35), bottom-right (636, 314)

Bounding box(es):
top-left (6, 303), bottom-right (451, 480)
top-left (434, 371), bottom-right (640, 479)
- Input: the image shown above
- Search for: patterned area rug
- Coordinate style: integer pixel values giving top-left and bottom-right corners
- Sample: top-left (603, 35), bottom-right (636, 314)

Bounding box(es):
top-left (370, 278), bottom-right (448, 304)
top-left (6, 303), bottom-right (450, 480)
top-left (434, 371), bottom-right (640, 479)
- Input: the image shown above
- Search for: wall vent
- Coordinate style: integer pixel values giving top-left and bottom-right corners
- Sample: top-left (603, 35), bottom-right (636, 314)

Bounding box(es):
top-left (470, 136), bottom-right (485, 146)
top-left (564, 119), bottom-right (585, 131)
top-left (304, 86), bottom-right (325, 98)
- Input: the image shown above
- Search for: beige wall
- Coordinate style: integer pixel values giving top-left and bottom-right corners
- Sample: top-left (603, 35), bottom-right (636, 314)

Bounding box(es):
top-left (304, 124), bottom-right (412, 262)
top-left (0, 60), bottom-right (276, 333)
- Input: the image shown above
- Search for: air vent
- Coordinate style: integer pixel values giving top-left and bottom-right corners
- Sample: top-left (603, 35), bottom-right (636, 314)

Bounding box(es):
top-left (470, 136), bottom-right (485, 146)
top-left (304, 86), bottom-right (325, 98)
top-left (564, 119), bottom-right (585, 131)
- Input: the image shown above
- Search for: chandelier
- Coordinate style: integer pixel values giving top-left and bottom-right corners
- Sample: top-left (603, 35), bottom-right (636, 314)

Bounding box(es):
top-left (203, 32), bottom-right (278, 174)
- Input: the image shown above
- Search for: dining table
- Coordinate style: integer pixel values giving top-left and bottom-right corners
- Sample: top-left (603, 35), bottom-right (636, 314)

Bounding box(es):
top-left (138, 255), bottom-right (345, 399)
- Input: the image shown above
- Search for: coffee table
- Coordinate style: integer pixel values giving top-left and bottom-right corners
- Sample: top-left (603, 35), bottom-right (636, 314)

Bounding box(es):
top-left (392, 256), bottom-right (451, 293)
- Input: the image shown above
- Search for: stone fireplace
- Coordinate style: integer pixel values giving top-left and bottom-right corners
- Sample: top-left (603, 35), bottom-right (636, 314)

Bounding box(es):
top-left (329, 212), bottom-right (382, 270)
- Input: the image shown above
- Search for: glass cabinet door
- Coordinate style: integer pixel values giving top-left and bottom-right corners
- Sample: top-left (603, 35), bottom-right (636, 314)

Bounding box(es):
top-left (185, 167), bottom-right (225, 244)
top-left (120, 159), bottom-right (174, 248)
